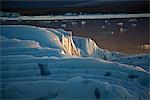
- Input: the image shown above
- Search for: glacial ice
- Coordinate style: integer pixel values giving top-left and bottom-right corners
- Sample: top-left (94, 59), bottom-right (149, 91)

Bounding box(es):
top-left (0, 25), bottom-right (149, 100)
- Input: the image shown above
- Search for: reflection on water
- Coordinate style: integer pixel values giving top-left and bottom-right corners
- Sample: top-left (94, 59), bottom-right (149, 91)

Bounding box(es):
top-left (1, 18), bottom-right (149, 54)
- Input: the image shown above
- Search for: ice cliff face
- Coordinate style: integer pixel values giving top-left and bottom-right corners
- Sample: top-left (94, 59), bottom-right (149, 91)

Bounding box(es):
top-left (48, 28), bottom-right (80, 56)
top-left (48, 27), bottom-right (124, 60)
top-left (73, 36), bottom-right (113, 60)
top-left (1, 25), bottom-right (122, 59)
top-left (73, 36), bottom-right (99, 56)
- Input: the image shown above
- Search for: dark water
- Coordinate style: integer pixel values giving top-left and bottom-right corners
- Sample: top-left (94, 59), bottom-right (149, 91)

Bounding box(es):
top-left (1, 18), bottom-right (149, 54)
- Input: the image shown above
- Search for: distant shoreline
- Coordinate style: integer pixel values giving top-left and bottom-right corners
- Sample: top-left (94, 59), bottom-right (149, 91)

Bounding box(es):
top-left (1, 13), bottom-right (149, 21)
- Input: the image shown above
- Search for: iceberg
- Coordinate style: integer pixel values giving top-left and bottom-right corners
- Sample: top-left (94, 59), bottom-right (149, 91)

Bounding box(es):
top-left (0, 25), bottom-right (149, 99)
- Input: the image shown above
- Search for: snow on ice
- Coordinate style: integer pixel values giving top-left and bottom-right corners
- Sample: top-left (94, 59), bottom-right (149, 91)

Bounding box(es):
top-left (0, 25), bottom-right (149, 100)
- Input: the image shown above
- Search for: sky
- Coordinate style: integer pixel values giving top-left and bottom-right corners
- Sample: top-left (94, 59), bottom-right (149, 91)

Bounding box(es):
top-left (1, 0), bottom-right (149, 9)
top-left (1, 0), bottom-right (149, 15)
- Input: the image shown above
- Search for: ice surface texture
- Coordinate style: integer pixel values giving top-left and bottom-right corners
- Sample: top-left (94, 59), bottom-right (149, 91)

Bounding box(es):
top-left (1, 25), bottom-right (149, 99)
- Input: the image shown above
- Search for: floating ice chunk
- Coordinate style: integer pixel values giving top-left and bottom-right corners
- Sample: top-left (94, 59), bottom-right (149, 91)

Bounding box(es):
top-left (117, 22), bottom-right (124, 26)
top-left (105, 20), bottom-right (109, 23)
top-left (81, 20), bottom-right (86, 25)
top-left (141, 44), bottom-right (150, 50)
top-left (131, 23), bottom-right (137, 27)
top-left (111, 31), bottom-right (114, 35)
top-left (128, 18), bottom-right (137, 22)
top-left (71, 21), bottom-right (77, 25)
top-left (61, 24), bottom-right (67, 28)
top-left (107, 22), bottom-right (111, 25)
top-left (101, 25), bottom-right (106, 29)
top-left (120, 27), bottom-right (127, 33)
